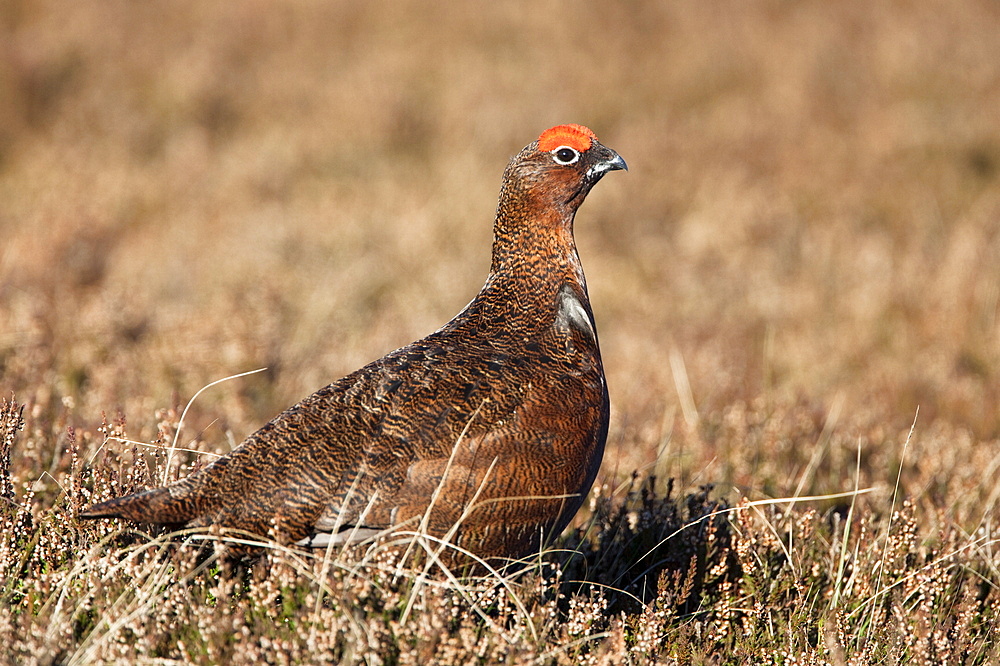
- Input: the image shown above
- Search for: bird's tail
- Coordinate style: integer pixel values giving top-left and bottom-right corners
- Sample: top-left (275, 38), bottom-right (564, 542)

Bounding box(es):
top-left (79, 483), bottom-right (205, 526)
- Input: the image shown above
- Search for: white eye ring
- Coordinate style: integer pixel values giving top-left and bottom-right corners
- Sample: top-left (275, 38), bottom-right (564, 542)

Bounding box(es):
top-left (551, 145), bottom-right (580, 165)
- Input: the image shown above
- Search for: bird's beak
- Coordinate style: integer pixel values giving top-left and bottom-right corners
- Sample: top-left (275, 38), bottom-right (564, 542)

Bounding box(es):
top-left (586, 144), bottom-right (628, 180)
top-left (604, 151), bottom-right (628, 173)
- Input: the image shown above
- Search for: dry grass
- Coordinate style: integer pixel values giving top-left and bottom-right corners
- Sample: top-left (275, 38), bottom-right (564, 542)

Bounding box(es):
top-left (2, 0), bottom-right (999, 662)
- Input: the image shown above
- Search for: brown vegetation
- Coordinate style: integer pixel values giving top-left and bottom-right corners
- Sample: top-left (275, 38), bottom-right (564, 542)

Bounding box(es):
top-left (1, 0), bottom-right (999, 662)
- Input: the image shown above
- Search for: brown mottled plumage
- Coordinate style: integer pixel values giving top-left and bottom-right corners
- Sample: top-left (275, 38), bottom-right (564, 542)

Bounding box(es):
top-left (81, 124), bottom-right (626, 566)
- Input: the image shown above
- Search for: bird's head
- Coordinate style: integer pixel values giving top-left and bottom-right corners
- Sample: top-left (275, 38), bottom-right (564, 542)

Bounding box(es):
top-left (501, 124), bottom-right (627, 214)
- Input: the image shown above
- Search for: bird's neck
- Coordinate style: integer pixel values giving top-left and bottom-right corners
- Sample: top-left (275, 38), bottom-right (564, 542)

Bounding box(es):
top-left (441, 201), bottom-right (594, 339)
top-left (487, 205), bottom-right (588, 295)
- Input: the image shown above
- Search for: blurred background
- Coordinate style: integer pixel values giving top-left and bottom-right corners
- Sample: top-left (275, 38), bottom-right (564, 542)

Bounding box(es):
top-left (1, 0), bottom-right (998, 506)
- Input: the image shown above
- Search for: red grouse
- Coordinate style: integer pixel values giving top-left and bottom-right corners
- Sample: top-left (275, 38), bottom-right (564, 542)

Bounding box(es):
top-left (81, 124), bottom-right (626, 566)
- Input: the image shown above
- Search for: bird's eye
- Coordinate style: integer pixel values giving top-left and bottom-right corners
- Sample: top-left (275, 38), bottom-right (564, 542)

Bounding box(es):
top-left (551, 146), bottom-right (580, 165)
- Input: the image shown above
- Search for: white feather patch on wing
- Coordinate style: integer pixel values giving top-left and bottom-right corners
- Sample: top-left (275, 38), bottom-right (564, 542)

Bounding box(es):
top-left (555, 285), bottom-right (596, 342)
top-left (296, 528), bottom-right (382, 548)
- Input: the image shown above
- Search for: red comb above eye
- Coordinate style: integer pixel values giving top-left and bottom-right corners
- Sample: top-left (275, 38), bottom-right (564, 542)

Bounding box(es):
top-left (537, 124), bottom-right (597, 152)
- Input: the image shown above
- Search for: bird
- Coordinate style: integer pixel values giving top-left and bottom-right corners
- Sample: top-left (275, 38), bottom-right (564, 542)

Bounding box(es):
top-left (81, 124), bottom-right (627, 568)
